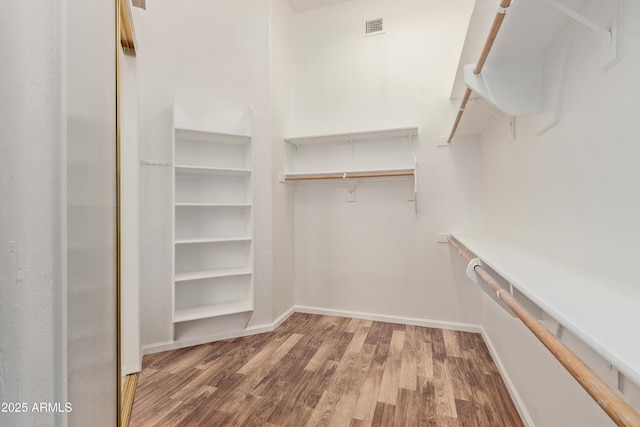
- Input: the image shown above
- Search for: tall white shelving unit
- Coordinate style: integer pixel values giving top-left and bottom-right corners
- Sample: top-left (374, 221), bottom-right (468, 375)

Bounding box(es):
top-left (172, 118), bottom-right (253, 335)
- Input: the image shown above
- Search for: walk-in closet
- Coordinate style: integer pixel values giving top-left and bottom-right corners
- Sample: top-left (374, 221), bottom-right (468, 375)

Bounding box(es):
top-left (2, 0), bottom-right (639, 426)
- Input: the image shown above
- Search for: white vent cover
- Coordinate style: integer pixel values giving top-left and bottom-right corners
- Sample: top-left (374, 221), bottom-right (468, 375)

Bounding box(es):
top-left (363, 18), bottom-right (384, 37)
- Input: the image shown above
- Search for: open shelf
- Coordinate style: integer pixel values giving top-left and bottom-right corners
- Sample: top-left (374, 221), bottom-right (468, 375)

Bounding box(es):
top-left (451, 232), bottom-right (640, 387)
top-left (175, 202), bottom-right (252, 208)
top-left (175, 267), bottom-right (252, 283)
top-left (282, 127), bottom-right (419, 211)
top-left (281, 166), bottom-right (415, 182)
top-left (175, 165), bottom-right (252, 176)
top-left (174, 300), bottom-right (254, 323)
top-left (175, 127), bottom-right (251, 145)
top-left (175, 171), bottom-right (251, 205)
top-left (285, 127), bottom-right (418, 146)
top-left (174, 206), bottom-right (251, 242)
top-left (175, 237), bottom-right (252, 245)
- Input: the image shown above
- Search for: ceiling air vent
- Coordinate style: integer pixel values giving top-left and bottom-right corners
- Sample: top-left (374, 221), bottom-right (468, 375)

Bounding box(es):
top-left (363, 18), bottom-right (384, 37)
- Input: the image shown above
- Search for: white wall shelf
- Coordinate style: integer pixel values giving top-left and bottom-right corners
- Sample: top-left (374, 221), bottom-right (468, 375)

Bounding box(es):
top-left (175, 237), bottom-right (252, 245)
top-left (175, 267), bottom-right (252, 283)
top-left (175, 203), bottom-right (252, 208)
top-left (449, 0), bottom-right (620, 138)
top-left (175, 165), bottom-right (252, 176)
top-left (175, 127), bottom-right (251, 145)
top-left (280, 166), bottom-right (415, 182)
top-left (174, 300), bottom-right (254, 324)
top-left (282, 127), bottom-right (419, 211)
top-left (463, 56), bottom-right (543, 117)
top-left (285, 126), bottom-right (418, 146)
top-left (172, 105), bottom-right (254, 333)
top-left (451, 232), bottom-right (640, 388)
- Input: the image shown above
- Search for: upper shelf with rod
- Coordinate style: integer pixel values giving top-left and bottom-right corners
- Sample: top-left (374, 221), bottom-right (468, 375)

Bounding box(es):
top-left (447, 0), bottom-right (621, 143)
top-left (280, 127), bottom-right (420, 211)
top-left (448, 233), bottom-right (640, 426)
top-left (280, 126), bottom-right (418, 182)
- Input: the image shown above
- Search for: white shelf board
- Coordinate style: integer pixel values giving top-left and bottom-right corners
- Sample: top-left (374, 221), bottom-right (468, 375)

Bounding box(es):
top-left (450, 0), bottom-right (585, 100)
top-left (175, 267), bottom-right (253, 283)
top-left (451, 232), bottom-right (640, 387)
top-left (285, 127), bottom-right (418, 146)
top-left (175, 127), bottom-right (251, 145)
top-left (174, 300), bottom-right (254, 323)
top-left (175, 237), bottom-right (252, 245)
top-left (175, 202), bottom-right (252, 208)
top-left (463, 56), bottom-right (544, 117)
top-left (175, 165), bottom-right (251, 176)
top-left (282, 166), bottom-right (415, 180)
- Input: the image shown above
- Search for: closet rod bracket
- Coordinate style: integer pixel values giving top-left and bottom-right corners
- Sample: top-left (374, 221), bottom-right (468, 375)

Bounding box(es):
top-left (465, 258), bottom-right (483, 285)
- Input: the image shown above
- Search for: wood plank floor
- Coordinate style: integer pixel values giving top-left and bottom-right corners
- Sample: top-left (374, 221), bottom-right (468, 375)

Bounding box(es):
top-left (130, 313), bottom-right (523, 426)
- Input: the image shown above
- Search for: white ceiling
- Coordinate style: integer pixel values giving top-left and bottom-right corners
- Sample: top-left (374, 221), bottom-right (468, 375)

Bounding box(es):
top-left (286, 0), bottom-right (353, 13)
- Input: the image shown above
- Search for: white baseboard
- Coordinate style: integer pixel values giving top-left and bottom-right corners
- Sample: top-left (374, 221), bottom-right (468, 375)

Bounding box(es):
top-left (480, 328), bottom-right (535, 427)
top-left (142, 306), bottom-right (481, 354)
top-left (295, 305), bottom-right (482, 333)
top-left (272, 305), bottom-right (298, 329)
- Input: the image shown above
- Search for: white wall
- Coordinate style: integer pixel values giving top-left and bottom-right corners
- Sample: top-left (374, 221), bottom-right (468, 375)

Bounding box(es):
top-left (1, 0), bottom-right (118, 425)
top-left (291, 0), bottom-right (483, 326)
top-left (135, 0), bottom-right (275, 349)
top-left (482, 5), bottom-right (640, 287)
top-left (477, 1), bottom-right (640, 425)
top-left (1, 2), bottom-right (66, 425)
top-left (270, 0), bottom-right (297, 320)
top-left (291, 0), bottom-right (472, 134)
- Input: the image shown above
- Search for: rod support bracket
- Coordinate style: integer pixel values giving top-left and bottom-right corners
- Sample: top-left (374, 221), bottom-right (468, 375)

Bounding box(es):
top-left (465, 258), bottom-right (483, 284)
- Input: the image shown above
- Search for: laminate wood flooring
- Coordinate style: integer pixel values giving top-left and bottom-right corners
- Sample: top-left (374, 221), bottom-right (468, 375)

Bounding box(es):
top-left (130, 313), bottom-right (523, 426)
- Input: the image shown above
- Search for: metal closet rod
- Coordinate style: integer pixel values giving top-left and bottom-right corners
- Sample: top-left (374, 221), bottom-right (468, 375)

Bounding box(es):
top-left (284, 171), bottom-right (414, 181)
top-left (448, 235), bottom-right (640, 427)
top-left (447, 0), bottom-right (513, 144)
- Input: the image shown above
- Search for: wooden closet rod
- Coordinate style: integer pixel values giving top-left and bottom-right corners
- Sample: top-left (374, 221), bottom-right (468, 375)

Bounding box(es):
top-left (448, 235), bottom-right (640, 427)
top-left (284, 171), bottom-right (414, 181)
top-left (447, 0), bottom-right (513, 144)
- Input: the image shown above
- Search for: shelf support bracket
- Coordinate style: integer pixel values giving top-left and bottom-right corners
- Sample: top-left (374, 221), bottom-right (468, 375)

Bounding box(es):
top-left (540, 0), bottom-right (620, 69)
top-left (470, 98), bottom-right (515, 140)
top-left (539, 0), bottom-right (611, 46)
top-left (413, 158), bottom-right (418, 213)
top-left (346, 179), bottom-right (356, 203)
top-left (243, 311), bottom-right (254, 329)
